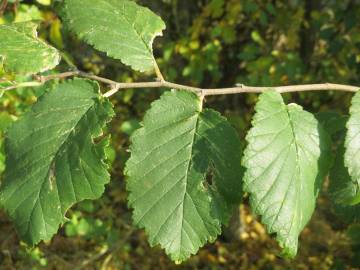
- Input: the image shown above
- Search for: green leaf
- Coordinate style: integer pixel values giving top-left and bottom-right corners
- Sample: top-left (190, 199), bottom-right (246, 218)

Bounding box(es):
top-left (15, 4), bottom-right (43, 23)
top-left (242, 90), bottom-right (331, 258)
top-left (0, 112), bottom-right (16, 132)
top-left (332, 202), bottom-right (360, 224)
top-left (329, 142), bottom-right (360, 205)
top-left (0, 79), bottom-right (114, 245)
top-left (325, 111), bottom-right (359, 206)
top-left (0, 22), bottom-right (60, 75)
top-left (64, 0), bottom-right (166, 72)
top-left (315, 111), bottom-right (348, 138)
top-left (36, 0), bottom-right (51, 6)
top-left (0, 138), bottom-right (5, 174)
top-left (125, 90), bottom-right (243, 262)
top-left (329, 141), bottom-right (360, 224)
top-left (344, 91), bottom-right (360, 204)
top-left (329, 139), bottom-right (360, 223)
top-left (0, 112), bottom-right (17, 173)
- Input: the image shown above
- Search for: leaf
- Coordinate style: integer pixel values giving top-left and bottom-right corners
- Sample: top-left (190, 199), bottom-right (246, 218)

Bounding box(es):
top-left (315, 112), bottom-right (360, 219)
top-left (242, 90), bottom-right (331, 258)
top-left (329, 141), bottom-right (360, 223)
top-left (64, 0), bottom-right (166, 72)
top-left (332, 203), bottom-right (360, 224)
top-left (329, 142), bottom-right (360, 205)
top-left (325, 110), bottom-right (360, 206)
top-left (344, 91), bottom-right (360, 203)
top-left (0, 22), bottom-right (60, 75)
top-left (0, 111), bottom-right (16, 134)
top-left (329, 140), bottom-right (360, 223)
top-left (0, 79), bottom-right (114, 245)
top-left (15, 4), bottom-right (43, 23)
top-left (0, 112), bottom-right (15, 174)
top-left (0, 142), bottom-right (4, 174)
top-left (315, 111), bottom-right (348, 138)
top-left (125, 90), bottom-right (243, 262)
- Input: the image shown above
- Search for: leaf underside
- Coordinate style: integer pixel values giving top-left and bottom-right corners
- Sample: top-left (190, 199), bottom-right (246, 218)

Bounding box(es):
top-left (242, 90), bottom-right (331, 258)
top-left (344, 90), bottom-right (360, 204)
top-left (0, 22), bottom-right (60, 75)
top-left (64, 0), bottom-right (166, 72)
top-left (0, 79), bottom-right (114, 245)
top-left (126, 90), bottom-right (243, 262)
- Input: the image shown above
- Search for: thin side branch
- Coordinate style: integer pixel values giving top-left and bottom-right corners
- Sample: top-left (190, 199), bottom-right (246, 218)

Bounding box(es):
top-left (1, 70), bottom-right (359, 97)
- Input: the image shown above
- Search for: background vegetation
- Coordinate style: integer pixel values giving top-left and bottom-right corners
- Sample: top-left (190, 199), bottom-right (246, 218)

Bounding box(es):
top-left (1, 0), bottom-right (360, 269)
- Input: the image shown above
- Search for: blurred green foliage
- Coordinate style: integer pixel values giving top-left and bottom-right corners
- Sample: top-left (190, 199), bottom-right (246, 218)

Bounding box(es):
top-left (1, 0), bottom-right (360, 269)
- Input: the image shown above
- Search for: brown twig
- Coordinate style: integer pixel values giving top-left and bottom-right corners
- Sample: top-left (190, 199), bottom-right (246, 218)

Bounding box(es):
top-left (1, 71), bottom-right (359, 97)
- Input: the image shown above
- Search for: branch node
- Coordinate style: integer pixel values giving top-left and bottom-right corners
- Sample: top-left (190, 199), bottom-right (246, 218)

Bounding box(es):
top-left (33, 74), bottom-right (45, 83)
top-left (199, 91), bottom-right (205, 108)
top-left (103, 84), bottom-right (120, 98)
